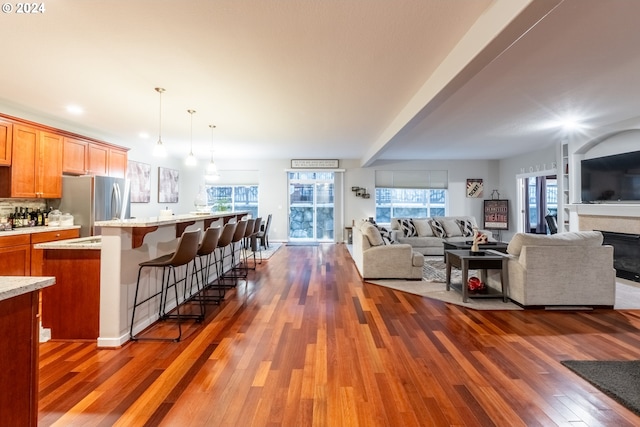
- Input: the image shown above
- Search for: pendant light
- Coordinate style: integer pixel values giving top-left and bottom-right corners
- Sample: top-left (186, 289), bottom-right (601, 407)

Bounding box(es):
top-left (153, 87), bottom-right (167, 157)
top-left (185, 109), bottom-right (197, 166)
top-left (205, 124), bottom-right (220, 180)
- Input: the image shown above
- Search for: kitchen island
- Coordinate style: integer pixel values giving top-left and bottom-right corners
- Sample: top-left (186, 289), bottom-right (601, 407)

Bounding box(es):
top-left (37, 212), bottom-right (247, 347)
top-left (0, 276), bottom-right (55, 427)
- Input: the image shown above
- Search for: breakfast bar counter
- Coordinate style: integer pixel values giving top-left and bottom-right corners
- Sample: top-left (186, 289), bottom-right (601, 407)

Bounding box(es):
top-left (94, 211), bottom-right (247, 347)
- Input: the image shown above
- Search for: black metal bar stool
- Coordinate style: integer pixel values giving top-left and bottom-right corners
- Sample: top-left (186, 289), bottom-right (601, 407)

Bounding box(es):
top-left (130, 228), bottom-right (201, 342)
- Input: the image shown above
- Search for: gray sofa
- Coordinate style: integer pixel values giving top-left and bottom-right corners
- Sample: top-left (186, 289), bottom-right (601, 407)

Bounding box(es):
top-left (487, 231), bottom-right (615, 308)
top-left (351, 220), bottom-right (424, 280)
top-left (390, 216), bottom-right (494, 255)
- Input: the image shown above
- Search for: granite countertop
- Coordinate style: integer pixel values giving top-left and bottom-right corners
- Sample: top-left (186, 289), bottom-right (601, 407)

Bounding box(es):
top-left (33, 235), bottom-right (102, 250)
top-left (0, 225), bottom-right (81, 237)
top-left (0, 276), bottom-right (55, 302)
top-left (95, 211), bottom-right (249, 228)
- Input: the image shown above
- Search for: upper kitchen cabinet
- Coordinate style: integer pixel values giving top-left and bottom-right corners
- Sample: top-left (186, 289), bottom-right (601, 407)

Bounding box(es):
top-left (108, 147), bottom-right (127, 178)
top-left (0, 118), bottom-right (12, 166)
top-left (63, 139), bottom-right (129, 178)
top-left (62, 137), bottom-right (89, 175)
top-left (0, 124), bottom-right (63, 198)
top-left (87, 143), bottom-right (109, 176)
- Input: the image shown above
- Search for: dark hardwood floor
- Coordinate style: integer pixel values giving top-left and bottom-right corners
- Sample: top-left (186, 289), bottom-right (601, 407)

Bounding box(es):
top-left (38, 243), bottom-right (640, 426)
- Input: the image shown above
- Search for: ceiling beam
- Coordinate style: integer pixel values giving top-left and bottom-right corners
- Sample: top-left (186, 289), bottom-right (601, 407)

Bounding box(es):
top-left (361, 0), bottom-right (563, 167)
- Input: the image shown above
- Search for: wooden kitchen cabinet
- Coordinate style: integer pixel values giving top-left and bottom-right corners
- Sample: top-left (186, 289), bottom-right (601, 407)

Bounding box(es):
top-left (0, 118), bottom-right (12, 166)
top-left (0, 124), bottom-right (63, 198)
top-left (41, 248), bottom-right (100, 340)
top-left (62, 136), bottom-right (89, 175)
top-left (64, 138), bottom-right (129, 178)
top-left (0, 290), bottom-right (40, 427)
top-left (30, 228), bottom-right (80, 276)
top-left (88, 143), bottom-right (109, 176)
top-left (0, 234), bottom-right (31, 275)
top-left (109, 147), bottom-right (127, 178)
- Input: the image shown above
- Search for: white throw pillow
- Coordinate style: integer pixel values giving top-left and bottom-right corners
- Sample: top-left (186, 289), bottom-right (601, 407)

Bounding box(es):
top-left (441, 218), bottom-right (462, 237)
top-left (413, 219), bottom-right (434, 237)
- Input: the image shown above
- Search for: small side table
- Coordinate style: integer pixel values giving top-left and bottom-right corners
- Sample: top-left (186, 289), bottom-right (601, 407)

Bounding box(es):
top-left (344, 226), bottom-right (353, 244)
top-left (445, 249), bottom-right (509, 303)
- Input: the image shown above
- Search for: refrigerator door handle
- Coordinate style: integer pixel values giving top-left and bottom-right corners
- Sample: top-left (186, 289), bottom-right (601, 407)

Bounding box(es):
top-left (112, 183), bottom-right (122, 219)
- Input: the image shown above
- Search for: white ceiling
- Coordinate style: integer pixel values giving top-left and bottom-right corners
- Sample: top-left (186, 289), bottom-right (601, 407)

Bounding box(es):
top-left (1, 0), bottom-right (639, 166)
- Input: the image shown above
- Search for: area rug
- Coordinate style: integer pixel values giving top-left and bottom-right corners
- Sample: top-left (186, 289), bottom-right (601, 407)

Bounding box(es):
top-left (247, 242), bottom-right (282, 260)
top-left (422, 256), bottom-right (477, 283)
top-left (561, 360), bottom-right (640, 416)
top-left (366, 278), bottom-right (522, 310)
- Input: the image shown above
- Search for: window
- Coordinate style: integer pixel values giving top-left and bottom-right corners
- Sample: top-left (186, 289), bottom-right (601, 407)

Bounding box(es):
top-left (288, 171), bottom-right (335, 241)
top-left (527, 178), bottom-right (557, 229)
top-left (206, 185), bottom-right (259, 218)
top-left (374, 170), bottom-right (448, 223)
top-left (375, 188), bottom-right (447, 223)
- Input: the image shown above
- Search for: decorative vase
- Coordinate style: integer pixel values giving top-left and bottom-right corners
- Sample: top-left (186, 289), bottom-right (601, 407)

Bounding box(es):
top-left (194, 185), bottom-right (208, 212)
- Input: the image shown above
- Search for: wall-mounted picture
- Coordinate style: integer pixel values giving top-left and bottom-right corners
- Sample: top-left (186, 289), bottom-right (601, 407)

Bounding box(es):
top-left (484, 199), bottom-right (509, 230)
top-left (127, 160), bottom-right (151, 203)
top-left (158, 167), bottom-right (179, 203)
top-left (466, 178), bottom-right (484, 198)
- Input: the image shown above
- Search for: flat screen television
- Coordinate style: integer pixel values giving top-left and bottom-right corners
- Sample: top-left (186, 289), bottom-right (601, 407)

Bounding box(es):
top-left (581, 150), bottom-right (640, 203)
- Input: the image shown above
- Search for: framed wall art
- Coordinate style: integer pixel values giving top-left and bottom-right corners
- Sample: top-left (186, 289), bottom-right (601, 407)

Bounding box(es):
top-left (466, 178), bottom-right (484, 198)
top-left (158, 167), bottom-right (179, 203)
top-left (126, 160), bottom-right (151, 203)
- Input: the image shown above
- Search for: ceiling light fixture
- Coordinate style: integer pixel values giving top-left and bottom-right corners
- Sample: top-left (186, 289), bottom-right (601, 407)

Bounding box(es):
top-left (205, 124), bottom-right (220, 181)
top-left (185, 109), bottom-right (197, 166)
top-left (153, 87), bottom-right (167, 157)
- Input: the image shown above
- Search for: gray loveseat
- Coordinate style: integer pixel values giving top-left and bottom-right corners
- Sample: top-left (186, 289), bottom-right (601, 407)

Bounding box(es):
top-left (390, 216), bottom-right (494, 255)
top-left (487, 231), bottom-right (615, 308)
top-left (351, 219), bottom-right (424, 280)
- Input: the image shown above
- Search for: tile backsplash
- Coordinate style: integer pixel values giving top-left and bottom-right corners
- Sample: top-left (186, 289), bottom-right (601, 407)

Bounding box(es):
top-left (0, 198), bottom-right (49, 219)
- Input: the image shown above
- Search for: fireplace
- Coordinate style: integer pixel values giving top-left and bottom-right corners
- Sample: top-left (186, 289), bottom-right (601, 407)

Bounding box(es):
top-left (600, 231), bottom-right (640, 281)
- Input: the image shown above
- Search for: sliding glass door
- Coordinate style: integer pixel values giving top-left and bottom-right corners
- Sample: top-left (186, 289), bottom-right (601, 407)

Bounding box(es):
top-left (288, 171), bottom-right (334, 242)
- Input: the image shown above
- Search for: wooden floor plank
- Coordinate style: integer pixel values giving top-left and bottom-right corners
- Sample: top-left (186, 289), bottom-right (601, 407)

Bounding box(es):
top-left (38, 243), bottom-right (640, 426)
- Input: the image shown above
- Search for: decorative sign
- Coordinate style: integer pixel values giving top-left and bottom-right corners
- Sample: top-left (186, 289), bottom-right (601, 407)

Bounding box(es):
top-left (484, 199), bottom-right (509, 230)
top-left (291, 159), bottom-right (339, 169)
top-left (466, 178), bottom-right (484, 198)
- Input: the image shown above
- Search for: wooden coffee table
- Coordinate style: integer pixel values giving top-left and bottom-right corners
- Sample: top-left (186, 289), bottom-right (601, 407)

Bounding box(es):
top-left (445, 249), bottom-right (509, 303)
top-left (443, 240), bottom-right (508, 254)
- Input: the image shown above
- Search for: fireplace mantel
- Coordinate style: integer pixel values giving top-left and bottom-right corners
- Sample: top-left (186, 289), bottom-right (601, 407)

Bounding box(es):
top-left (573, 203), bottom-right (640, 234)
top-left (574, 203), bottom-right (640, 217)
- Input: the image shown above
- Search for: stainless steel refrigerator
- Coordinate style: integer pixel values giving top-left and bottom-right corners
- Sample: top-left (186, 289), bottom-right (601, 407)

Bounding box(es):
top-left (57, 175), bottom-right (131, 237)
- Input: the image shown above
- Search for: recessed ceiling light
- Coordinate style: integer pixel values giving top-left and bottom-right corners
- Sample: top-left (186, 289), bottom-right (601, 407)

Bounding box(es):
top-left (66, 105), bottom-right (84, 115)
top-left (139, 132), bottom-right (149, 139)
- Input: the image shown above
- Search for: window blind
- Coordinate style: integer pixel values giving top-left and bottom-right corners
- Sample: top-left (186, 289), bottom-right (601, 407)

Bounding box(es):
top-left (375, 170), bottom-right (448, 189)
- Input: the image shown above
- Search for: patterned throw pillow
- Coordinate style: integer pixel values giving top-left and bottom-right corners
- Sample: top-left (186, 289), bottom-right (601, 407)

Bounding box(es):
top-left (428, 219), bottom-right (447, 238)
top-left (376, 225), bottom-right (395, 245)
top-left (399, 218), bottom-right (418, 237)
top-left (456, 219), bottom-right (475, 237)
